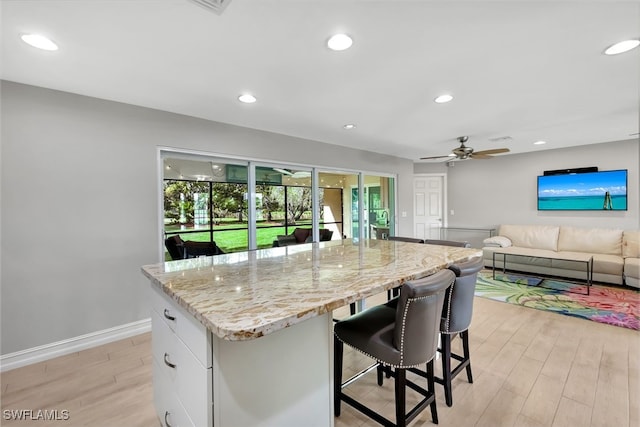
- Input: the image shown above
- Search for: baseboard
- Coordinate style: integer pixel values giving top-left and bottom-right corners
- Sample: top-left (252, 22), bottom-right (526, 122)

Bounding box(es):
top-left (0, 318), bottom-right (151, 372)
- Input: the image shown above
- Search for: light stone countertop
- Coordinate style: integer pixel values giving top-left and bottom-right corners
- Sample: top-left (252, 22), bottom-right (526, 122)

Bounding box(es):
top-left (141, 239), bottom-right (482, 341)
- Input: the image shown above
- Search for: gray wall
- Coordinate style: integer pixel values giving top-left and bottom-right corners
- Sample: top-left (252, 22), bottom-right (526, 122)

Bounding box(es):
top-left (415, 139), bottom-right (639, 230)
top-left (0, 81), bottom-right (414, 355)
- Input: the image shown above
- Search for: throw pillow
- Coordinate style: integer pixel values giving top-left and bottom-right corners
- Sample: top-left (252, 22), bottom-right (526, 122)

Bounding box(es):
top-left (483, 236), bottom-right (512, 248)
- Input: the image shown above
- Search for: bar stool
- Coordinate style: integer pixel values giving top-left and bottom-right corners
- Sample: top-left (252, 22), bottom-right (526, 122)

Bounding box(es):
top-left (407, 257), bottom-right (483, 407)
top-left (436, 257), bottom-right (483, 406)
top-left (334, 269), bottom-right (455, 427)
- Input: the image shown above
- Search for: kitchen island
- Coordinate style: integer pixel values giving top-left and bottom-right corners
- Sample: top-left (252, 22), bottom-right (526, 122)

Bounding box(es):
top-left (141, 238), bottom-right (481, 427)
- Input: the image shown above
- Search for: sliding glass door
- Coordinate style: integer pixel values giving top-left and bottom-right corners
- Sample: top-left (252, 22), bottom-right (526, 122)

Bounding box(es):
top-left (161, 150), bottom-right (396, 259)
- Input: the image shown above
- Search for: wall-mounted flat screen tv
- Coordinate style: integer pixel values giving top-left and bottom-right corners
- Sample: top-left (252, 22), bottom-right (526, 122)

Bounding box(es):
top-left (537, 169), bottom-right (628, 211)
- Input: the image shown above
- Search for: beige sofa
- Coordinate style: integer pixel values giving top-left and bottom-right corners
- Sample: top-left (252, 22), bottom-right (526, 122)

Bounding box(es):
top-left (482, 225), bottom-right (640, 288)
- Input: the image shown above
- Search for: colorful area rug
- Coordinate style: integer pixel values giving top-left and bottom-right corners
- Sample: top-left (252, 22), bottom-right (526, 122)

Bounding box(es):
top-left (475, 272), bottom-right (640, 330)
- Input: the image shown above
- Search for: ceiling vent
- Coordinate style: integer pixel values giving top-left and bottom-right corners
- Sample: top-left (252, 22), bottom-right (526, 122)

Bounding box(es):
top-left (187, 0), bottom-right (232, 14)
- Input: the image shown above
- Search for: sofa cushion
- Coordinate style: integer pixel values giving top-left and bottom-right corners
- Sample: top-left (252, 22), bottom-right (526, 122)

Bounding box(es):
top-left (623, 230), bottom-right (640, 258)
top-left (499, 225), bottom-right (560, 251)
top-left (558, 226), bottom-right (622, 256)
top-left (552, 251), bottom-right (623, 276)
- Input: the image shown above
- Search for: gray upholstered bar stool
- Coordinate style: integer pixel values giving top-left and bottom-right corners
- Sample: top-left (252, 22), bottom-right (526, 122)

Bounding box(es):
top-left (334, 269), bottom-right (456, 427)
top-left (426, 256), bottom-right (483, 407)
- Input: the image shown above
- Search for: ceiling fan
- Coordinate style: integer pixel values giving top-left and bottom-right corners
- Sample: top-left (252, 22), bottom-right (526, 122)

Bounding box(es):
top-left (420, 136), bottom-right (510, 161)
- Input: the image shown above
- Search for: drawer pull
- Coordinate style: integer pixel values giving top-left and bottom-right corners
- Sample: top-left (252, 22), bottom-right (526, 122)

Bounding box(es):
top-left (164, 353), bottom-right (177, 369)
top-left (164, 411), bottom-right (173, 427)
top-left (163, 308), bottom-right (176, 321)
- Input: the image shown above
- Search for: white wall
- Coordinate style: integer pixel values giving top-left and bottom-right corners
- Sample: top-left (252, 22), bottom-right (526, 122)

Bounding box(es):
top-left (415, 139), bottom-right (639, 230)
top-left (0, 81), bottom-right (414, 355)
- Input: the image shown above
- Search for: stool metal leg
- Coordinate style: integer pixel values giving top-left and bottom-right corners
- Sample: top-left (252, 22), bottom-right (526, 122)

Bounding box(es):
top-left (461, 330), bottom-right (473, 383)
top-left (395, 369), bottom-right (407, 427)
top-left (426, 359), bottom-right (438, 424)
top-left (377, 364), bottom-right (384, 386)
top-left (441, 333), bottom-right (453, 407)
top-left (334, 336), bottom-right (343, 416)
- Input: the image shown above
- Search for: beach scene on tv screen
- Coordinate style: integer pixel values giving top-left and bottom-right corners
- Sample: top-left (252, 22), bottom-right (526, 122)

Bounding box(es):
top-left (538, 170), bottom-right (627, 210)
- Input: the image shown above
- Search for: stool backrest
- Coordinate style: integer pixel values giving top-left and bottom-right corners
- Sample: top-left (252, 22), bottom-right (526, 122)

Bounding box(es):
top-left (393, 269), bottom-right (456, 367)
top-left (442, 257), bottom-right (483, 333)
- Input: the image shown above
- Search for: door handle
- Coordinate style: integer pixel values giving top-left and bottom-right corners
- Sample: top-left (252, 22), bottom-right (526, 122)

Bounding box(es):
top-left (163, 309), bottom-right (176, 321)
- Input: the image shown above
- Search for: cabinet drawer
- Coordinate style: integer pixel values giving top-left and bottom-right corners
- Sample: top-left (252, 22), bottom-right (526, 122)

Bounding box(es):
top-left (150, 285), bottom-right (212, 367)
top-left (153, 360), bottom-right (195, 427)
top-left (152, 310), bottom-right (212, 427)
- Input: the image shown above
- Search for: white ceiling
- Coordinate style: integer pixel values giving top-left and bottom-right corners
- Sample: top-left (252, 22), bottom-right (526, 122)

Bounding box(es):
top-left (2, 0), bottom-right (638, 161)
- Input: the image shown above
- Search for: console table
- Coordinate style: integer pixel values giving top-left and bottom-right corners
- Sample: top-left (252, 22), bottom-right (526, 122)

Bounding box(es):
top-left (439, 227), bottom-right (496, 248)
top-left (141, 239), bottom-right (481, 427)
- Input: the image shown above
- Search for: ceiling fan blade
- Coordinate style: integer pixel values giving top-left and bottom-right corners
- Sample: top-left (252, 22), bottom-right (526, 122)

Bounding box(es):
top-left (472, 148), bottom-right (510, 156)
top-left (273, 167), bottom-right (294, 176)
top-left (420, 155), bottom-right (454, 160)
top-left (470, 153), bottom-right (492, 159)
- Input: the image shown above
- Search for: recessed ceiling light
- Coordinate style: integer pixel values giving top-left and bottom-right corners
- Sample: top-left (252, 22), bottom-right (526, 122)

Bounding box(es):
top-left (533, 140), bottom-right (547, 145)
top-left (238, 94), bottom-right (257, 104)
top-left (327, 34), bottom-right (353, 51)
top-left (20, 33), bottom-right (58, 51)
top-left (343, 124), bottom-right (356, 130)
top-left (604, 39), bottom-right (640, 55)
top-left (434, 94), bottom-right (453, 104)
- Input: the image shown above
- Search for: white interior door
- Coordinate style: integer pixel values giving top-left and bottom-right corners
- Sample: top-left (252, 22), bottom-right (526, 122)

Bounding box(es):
top-left (413, 175), bottom-right (444, 240)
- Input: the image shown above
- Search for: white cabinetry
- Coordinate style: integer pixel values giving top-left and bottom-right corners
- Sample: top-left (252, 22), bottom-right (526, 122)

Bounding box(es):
top-left (150, 286), bottom-right (212, 427)
top-left (149, 285), bottom-right (334, 427)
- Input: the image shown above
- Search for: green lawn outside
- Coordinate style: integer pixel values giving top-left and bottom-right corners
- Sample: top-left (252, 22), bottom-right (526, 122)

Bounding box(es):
top-left (164, 221), bottom-right (319, 256)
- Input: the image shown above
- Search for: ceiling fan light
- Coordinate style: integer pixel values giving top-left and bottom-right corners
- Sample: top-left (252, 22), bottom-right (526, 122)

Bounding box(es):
top-left (604, 39), bottom-right (640, 55)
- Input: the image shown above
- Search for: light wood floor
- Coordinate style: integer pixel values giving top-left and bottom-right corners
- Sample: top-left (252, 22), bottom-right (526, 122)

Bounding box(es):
top-left (1, 295), bottom-right (638, 427)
